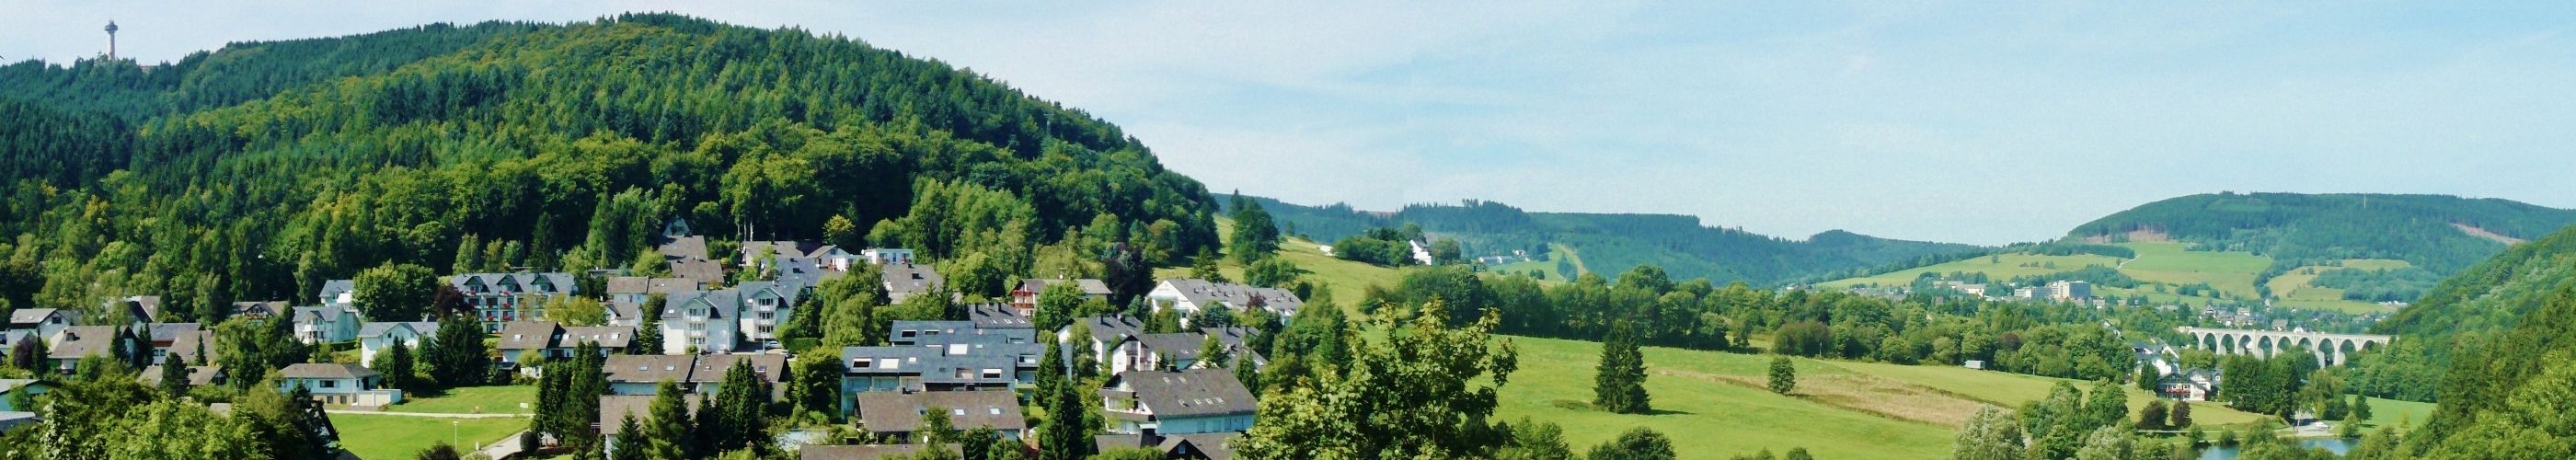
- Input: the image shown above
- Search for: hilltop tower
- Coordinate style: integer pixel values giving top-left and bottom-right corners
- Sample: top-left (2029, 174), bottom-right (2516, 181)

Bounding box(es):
top-left (105, 21), bottom-right (119, 60)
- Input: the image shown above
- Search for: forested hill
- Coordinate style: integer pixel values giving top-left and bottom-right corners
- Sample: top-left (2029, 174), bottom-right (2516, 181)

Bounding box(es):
top-left (2341, 225), bottom-right (2576, 403)
top-left (2065, 192), bottom-right (2576, 276)
top-left (0, 14), bottom-right (1224, 319)
top-left (1233, 196), bottom-right (1984, 285)
top-left (2372, 224), bottom-right (2576, 453)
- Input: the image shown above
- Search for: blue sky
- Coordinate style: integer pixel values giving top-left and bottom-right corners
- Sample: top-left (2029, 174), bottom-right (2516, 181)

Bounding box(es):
top-left (6, 1), bottom-right (2574, 245)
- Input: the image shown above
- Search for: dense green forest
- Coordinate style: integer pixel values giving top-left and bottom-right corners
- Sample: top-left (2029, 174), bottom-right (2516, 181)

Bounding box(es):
top-left (2347, 224), bottom-right (2576, 402)
top-left (2371, 227), bottom-right (2576, 454)
top-left (0, 14), bottom-right (1223, 321)
top-left (1232, 196), bottom-right (1984, 285)
top-left (2066, 192), bottom-right (2576, 297)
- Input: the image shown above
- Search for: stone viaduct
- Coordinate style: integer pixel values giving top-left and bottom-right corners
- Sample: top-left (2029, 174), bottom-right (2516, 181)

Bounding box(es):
top-left (2176, 327), bottom-right (2392, 366)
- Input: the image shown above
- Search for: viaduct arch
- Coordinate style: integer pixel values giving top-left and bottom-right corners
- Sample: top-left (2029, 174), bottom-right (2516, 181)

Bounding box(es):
top-left (2176, 327), bottom-right (2391, 366)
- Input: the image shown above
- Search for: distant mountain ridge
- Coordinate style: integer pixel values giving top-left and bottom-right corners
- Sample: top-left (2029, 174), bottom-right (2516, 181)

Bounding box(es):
top-left (1231, 196), bottom-right (1984, 285)
top-left (2065, 192), bottom-right (2576, 276)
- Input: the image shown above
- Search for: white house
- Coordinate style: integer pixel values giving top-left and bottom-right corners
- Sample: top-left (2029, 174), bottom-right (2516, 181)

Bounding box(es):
top-left (6, 308), bottom-right (78, 340)
top-left (736, 282), bottom-right (799, 344)
top-left (356, 321), bottom-right (438, 365)
top-left (316, 280), bottom-right (356, 307)
top-left (279, 363), bottom-right (402, 407)
top-left (1099, 369), bottom-right (1256, 435)
top-left (861, 248), bottom-right (916, 265)
top-left (1145, 279), bottom-right (1305, 327)
top-left (602, 354), bottom-right (697, 396)
top-left (661, 290), bottom-right (743, 354)
top-left (291, 305), bottom-right (362, 344)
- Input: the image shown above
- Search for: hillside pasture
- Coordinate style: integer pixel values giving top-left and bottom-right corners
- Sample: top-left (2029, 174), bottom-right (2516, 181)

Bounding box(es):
top-left (1820, 253), bottom-right (2125, 289)
top-left (2114, 242), bottom-right (2270, 300)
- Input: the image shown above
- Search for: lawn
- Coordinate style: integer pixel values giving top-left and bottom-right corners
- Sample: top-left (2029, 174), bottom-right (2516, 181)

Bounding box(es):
top-left (2360, 397), bottom-right (2437, 431)
top-left (2115, 242), bottom-right (2270, 300)
top-left (1822, 252), bottom-right (2127, 289)
top-left (1496, 336), bottom-right (1954, 459)
top-left (2264, 260), bottom-right (2411, 314)
top-left (1829, 361), bottom-right (2271, 428)
top-left (332, 413), bottom-right (526, 460)
top-left (1158, 216), bottom-right (1411, 307)
top-left (385, 385), bottom-right (537, 414)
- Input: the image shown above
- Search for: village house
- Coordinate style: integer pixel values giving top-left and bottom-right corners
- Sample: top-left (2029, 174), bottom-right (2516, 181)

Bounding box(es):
top-left (291, 305), bottom-right (363, 344)
top-left (740, 240), bottom-right (857, 273)
top-left (142, 323), bottom-right (201, 364)
top-left (0, 330), bottom-right (31, 363)
top-left (1059, 316), bottom-right (1150, 370)
top-left (968, 304), bottom-right (1032, 330)
top-left (862, 248), bottom-right (916, 265)
top-left (279, 362), bottom-right (402, 407)
top-left (1100, 368), bottom-right (1258, 435)
top-left (799, 445), bottom-right (953, 460)
top-left (316, 279), bottom-right (356, 307)
top-left (2158, 369), bottom-right (2220, 402)
top-left (853, 390), bottom-right (1027, 443)
top-left (839, 320), bottom-right (1042, 415)
top-left (6, 308), bottom-right (78, 340)
top-left (1146, 279), bottom-right (1304, 327)
top-left (356, 321), bottom-right (438, 365)
top-left (599, 394), bottom-right (701, 459)
top-left (46, 326), bottom-right (137, 374)
top-left (496, 321), bottom-right (637, 373)
top-left (450, 272), bottom-right (580, 332)
top-left (1093, 431), bottom-right (1238, 460)
top-left (1008, 278), bottom-right (1111, 316)
top-left (661, 289), bottom-right (744, 353)
top-left (689, 353), bottom-right (789, 398)
top-left (1105, 328), bottom-right (1261, 375)
top-left (0, 379), bottom-right (55, 411)
top-left (138, 364), bottom-right (227, 389)
top-left (603, 354), bottom-right (698, 395)
top-left (882, 263), bottom-right (945, 304)
top-left (736, 281), bottom-right (802, 346)
top-left (230, 301), bottom-right (286, 324)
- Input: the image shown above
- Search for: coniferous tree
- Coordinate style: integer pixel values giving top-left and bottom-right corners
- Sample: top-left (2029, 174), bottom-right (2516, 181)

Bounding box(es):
top-left (635, 294), bottom-right (667, 355)
top-left (611, 414), bottom-right (647, 460)
top-left (156, 359), bottom-right (190, 398)
top-left (375, 339), bottom-right (416, 391)
top-left (645, 380), bottom-right (693, 459)
top-left (1593, 322), bottom-right (1650, 414)
top-left (1196, 334), bottom-right (1230, 370)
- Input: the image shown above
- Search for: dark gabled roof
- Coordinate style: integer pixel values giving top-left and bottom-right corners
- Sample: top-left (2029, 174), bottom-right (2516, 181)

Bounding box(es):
top-left (854, 390), bottom-right (1025, 433)
top-left (449, 272), bottom-right (580, 295)
top-left (495, 321), bottom-right (564, 351)
top-left (607, 301), bottom-right (644, 322)
top-left (563, 326), bottom-right (637, 349)
top-left (671, 259), bottom-right (727, 286)
top-left (881, 264), bottom-right (944, 297)
top-left (1069, 316), bottom-right (1148, 343)
top-left (605, 277), bottom-right (650, 295)
top-left (291, 305), bottom-right (356, 326)
top-left (317, 280), bottom-right (356, 305)
top-left (1019, 279), bottom-right (1112, 296)
top-left (281, 362), bottom-right (379, 380)
top-left (1107, 369), bottom-right (1257, 418)
top-left (1158, 279), bottom-right (1305, 315)
top-left (604, 354), bottom-right (698, 384)
top-left (231, 302), bottom-right (286, 317)
top-left (6, 308), bottom-right (67, 326)
top-left (165, 329), bottom-right (217, 363)
top-left (659, 236), bottom-right (710, 261)
top-left (663, 290), bottom-right (741, 320)
top-left (690, 354), bottom-right (788, 384)
top-left (842, 346), bottom-right (941, 374)
top-left (1095, 432), bottom-right (1239, 460)
top-left (48, 326), bottom-right (123, 360)
top-left (145, 323), bottom-right (201, 342)
top-left (138, 365), bottom-right (224, 386)
top-left (968, 305), bottom-right (1031, 328)
top-left (356, 322), bottom-right (439, 339)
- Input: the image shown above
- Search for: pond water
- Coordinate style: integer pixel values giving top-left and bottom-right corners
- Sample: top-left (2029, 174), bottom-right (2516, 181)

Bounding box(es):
top-left (2196, 438), bottom-right (2358, 459)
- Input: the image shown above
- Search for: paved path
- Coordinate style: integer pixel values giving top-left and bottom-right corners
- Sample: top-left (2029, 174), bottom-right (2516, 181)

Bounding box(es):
top-left (478, 430), bottom-right (530, 459)
top-left (325, 409), bottom-right (529, 419)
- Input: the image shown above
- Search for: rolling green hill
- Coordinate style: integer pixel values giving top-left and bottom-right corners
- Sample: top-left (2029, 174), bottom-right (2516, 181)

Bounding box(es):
top-left (2349, 225), bottom-right (2576, 403)
top-left (1235, 196), bottom-right (1984, 285)
top-left (2068, 192), bottom-right (2576, 289)
top-left (2374, 224), bottom-right (2576, 451)
top-left (0, 14), bottom-right (1228, 315)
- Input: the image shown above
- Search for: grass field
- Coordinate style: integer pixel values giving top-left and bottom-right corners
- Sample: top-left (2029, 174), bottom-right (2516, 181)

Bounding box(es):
top-left (1820, 253), bottom-right (2126, 289)
top-left (1496, 337), bottom-right (1955, 459)
top-left (384, 385), bottom-right (536, 414)
top-left (2114, 242), bottom-right (2271, 300)
top-left (2264, 260), bottom-right (2412, 314)
top-left (332, 413), bottom-right (525, 460)
top-left (2360, 397), bottom-right (2436, 431)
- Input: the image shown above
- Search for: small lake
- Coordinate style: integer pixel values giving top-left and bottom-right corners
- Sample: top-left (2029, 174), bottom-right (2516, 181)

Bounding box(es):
top-left (2196, 438), bottom-right (2358, 459)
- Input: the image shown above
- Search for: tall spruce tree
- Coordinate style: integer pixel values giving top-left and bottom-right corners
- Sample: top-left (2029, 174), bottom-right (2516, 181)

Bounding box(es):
top-left (1593, 322), bottom-right (1650, 414)
top-left (156, 358), bottom-right (190, 398)
top-left (645, 380), bottom-right (693, 459)
top-left (375, 340), bottom-right (416, 391)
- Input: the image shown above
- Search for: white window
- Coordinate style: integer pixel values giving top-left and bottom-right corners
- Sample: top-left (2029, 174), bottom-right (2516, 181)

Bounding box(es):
top-left (947, 344), bottom-right (969, 356)
top-left (989, 408), bottom-right (1003, 415)
top-left (952, 408), bottom-right (965, 416)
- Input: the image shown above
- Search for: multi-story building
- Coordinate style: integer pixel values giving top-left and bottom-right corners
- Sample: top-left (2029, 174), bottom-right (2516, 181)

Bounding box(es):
top-left (449, 272), bottom-right (578, 332)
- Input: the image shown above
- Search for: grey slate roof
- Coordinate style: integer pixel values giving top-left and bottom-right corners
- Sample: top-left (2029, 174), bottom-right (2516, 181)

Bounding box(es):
top-left (356, 322), bottom-right (440, 339)
top-left (563, 326), bottom-right (638, 349)
top-left (854, 390), bottom-right (1025, 433)
top-left (165, 329), bottom-right (217, 363)
top-left (281, 362), bottom-right (379, 380)
top-left (231, 302), bottom-right (285, 318)
top-left (317, 280), bottom-right (356, 305)
top-left (881, 263), bottom-right (944, 300)
top-left (145, 323), bottom-right (201, 342)
top-left (599, 394), bottom-right (701, 435)
top-left (1106, 369), bottom-right (1257, 418)
top-left (670, 259), bottom-right (727, 287)
top-left (605, 277), bottom-right (650, 295)
top-left (1020, 279), bottom-right (1112, 296)
top-left (742, 240), bottom-right (830, 259)
top-left (1160, 279), bottom-right (1305, 315)
top-left (967, 305), bottom-right (1031, 328)
top-left (659, 236), bottom-right (710, 261)
top-left (663, 289), bottom-right (741, 320)
top-left (799, 445), bottom-right (950, 460)
top-left (48, 326), bottom-right (123, 360)
top-left (604, 354), bottom-right (698, 385)
top-left (690, 354), bottom-right (789, 385)
top-left (449, 272), bottom-right (579, 296)
top-left (1070, 316), bottom-right (1149, 343)
top-left (138, 365), bottom-right (224, 386)
top-left (6, 308), bottom-right (66, 327)
top-left (495, 321), bottom-right (563, 351)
